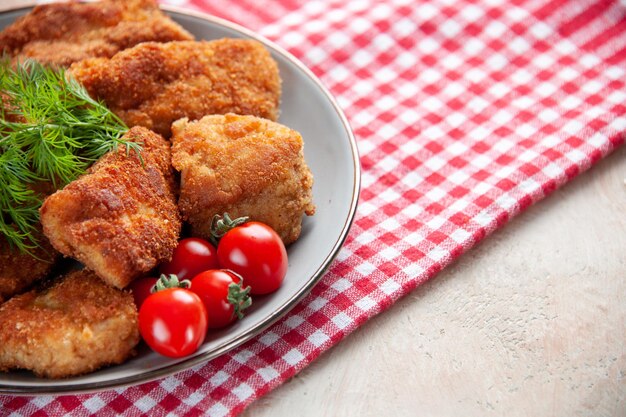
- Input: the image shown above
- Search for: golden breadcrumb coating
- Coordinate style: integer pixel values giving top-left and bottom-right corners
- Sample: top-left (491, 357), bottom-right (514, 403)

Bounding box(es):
top-left (0, 180), bottom-right (60, 303)
top-left (0, 234), bottom-right (58, 304)
top-left (40, 127), bottom-right (181, 289)
top-left (172, 114), bottom-right (315, 245)
top-left (0, 269), bottom-right (139, 379)
top-left (69, 39), bottom-right (281, 137)
top-left (0, 0), bottom-right (193, 67)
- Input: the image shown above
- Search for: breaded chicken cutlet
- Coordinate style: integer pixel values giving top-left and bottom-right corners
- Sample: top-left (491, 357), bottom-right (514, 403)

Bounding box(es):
top-left (0, 269), bottom-right (139, 378)
top-left (0, 180), bottom-right (60, 303)
top-left (0, 0), bottom-right (193, 67)
top-left (172, 114), bottom-right (315, 245)
top-left (40, 127), bottom-right (181, 289)
top-left (0, 234), bottom-right (58, 304)
top-left (69, 39), bottom-right (281, 137)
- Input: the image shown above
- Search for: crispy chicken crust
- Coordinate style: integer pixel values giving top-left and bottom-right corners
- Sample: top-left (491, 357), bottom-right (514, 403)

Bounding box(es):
top-left (0, 181), bottom-right (60, 304)
top-left (0, 234), bottom-right (58, 304)
top-left (40, 127), bottom-right (181, 289)
top-left (69, 39), bottom-right (281, 137)
top-left (0, 0), bottom-right (193, 67)
top-left (0, 269), bottom-right (139, 379)
top-left (172, 114), bottom-right (315, 245)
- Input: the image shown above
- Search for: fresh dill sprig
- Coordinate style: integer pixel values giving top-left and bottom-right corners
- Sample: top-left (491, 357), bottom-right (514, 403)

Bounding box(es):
top-left (0, 59), bottom-right (141, 253)
top-left (0, 148), bottom-right (40, 252)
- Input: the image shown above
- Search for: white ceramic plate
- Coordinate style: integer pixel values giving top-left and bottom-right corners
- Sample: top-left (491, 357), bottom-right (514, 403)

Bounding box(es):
top-left (0, 5), bottom-right (360, 394)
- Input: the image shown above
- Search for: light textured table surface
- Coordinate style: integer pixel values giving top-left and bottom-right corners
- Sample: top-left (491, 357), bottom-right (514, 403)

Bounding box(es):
top-left (2, 2), bottom-right (624, 416)
top-left (242, 144), bottom-right (626, 417)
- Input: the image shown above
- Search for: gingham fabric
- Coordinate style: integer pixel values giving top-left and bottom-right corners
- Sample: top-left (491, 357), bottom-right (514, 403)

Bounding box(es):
top-left (2, 0), bottom-right (626, 415)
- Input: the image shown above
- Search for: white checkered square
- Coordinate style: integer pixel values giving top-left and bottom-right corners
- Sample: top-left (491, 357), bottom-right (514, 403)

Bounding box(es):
top-left (283, 348), bottom-right (305, 366)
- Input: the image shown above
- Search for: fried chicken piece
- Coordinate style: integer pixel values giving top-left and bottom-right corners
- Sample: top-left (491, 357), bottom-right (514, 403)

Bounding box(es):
top-left (0, 0), bottom-right (193, 67)
top-left (172, 114), bottom-right (315, 245)
top-left (40, 127), bottom-right (181, 289)
top-left (0, 269), bottom-right (139, 378)
top-left (0, 233), bottom-right (58, 304)
top-left (0, 179), bottom-right (61, 303)
top-left (69, 39), bottom-right (281, 138)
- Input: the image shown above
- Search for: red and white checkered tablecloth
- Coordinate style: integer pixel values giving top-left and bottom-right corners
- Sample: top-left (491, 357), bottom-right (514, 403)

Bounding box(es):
top-left (2, 0), bottom-right (625, 415)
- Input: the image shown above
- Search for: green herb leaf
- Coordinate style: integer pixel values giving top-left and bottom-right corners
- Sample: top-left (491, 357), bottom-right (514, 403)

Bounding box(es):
top-left (0, 58), bottom-right (141, 253)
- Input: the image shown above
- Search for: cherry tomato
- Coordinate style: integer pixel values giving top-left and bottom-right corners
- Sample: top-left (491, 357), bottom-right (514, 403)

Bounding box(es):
top-left (139, 288), bottom-right (208, 358)
top-left (160, 237), bottom-right (218, 280)
top-left (191, 269), bottom-right (252, 329)
top-left (217, 221), bottom-right (288, 295)
top-left (129, 276), bottom-right (158, 309)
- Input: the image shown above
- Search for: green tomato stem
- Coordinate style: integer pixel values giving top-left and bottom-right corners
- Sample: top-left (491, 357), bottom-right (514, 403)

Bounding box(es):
top-left (209, 212), bottom-right (249, 246)
top-left (153, 274), bottom-right (192, 293)
top-left (227, 277), bottom-right (252, 320)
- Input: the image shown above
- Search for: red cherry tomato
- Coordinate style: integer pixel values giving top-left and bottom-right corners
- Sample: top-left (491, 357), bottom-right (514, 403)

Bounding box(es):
top-left (191, 269), bottom-right (252, 329)
top-left (138, 288), bottom-right (208, 358)
top-left (129, 276), bottom-right (158, 309)
top-left (217, 221), bottom-right (288, 295)
top-left (160, 237), bottom-right (218, 280)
